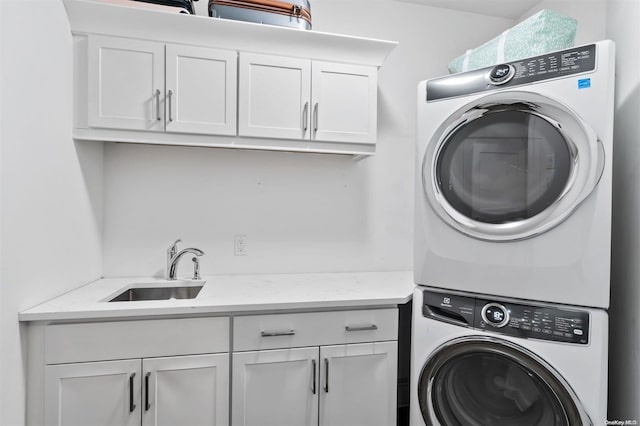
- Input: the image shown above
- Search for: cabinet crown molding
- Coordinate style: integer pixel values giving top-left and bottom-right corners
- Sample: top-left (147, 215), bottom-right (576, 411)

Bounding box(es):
top-left (63, 0), bottom-right (398, 68)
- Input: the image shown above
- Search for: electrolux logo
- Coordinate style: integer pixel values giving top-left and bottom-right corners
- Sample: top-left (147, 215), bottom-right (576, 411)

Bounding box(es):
top-left (442, 297), bottom-right (452, 307)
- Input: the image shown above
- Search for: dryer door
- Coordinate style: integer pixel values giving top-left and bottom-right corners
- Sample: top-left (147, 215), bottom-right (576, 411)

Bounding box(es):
top-left (422, 91), bottom-right (604, 241)
top-left (417, 336), bottom-right (591, 426)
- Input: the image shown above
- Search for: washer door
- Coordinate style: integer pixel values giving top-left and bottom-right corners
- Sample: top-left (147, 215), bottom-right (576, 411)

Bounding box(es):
top-left (422, 91), bottom-right (604, 241)
top-left (418, 336), bottom-right (591, 426)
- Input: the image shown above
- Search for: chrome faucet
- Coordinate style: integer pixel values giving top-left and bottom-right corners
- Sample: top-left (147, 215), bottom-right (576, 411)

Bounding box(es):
top-left (166, 239), bottom-right (204, 280)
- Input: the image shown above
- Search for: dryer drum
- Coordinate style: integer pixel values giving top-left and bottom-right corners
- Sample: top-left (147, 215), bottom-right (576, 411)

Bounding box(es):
top-left (417, 336), bottom-right (591, 426)
top-left (422, 91), bottom-right (604, 242)
top-left (435, 109), bottom-right (572, 225)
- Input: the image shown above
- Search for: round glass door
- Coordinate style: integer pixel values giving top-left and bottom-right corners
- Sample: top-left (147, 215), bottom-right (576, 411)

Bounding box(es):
top-left (418, 337), bottom-right (590, 426)
top-left (436, 110), bottom-right (572, 224)
top-left (422, 91), bottom-right (604, 241)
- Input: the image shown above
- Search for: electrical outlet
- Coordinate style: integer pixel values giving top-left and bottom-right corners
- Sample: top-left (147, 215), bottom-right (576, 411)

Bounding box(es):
top-left (234, 234), bottom-right (247, 256)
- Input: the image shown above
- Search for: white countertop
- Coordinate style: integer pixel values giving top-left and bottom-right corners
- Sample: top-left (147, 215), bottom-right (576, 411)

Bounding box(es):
top-left (19, 271), bottom-right (414, 322)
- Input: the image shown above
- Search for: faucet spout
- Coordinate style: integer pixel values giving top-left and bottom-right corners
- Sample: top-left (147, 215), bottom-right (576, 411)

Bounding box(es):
top-left (166, 240), bottom-right (205, 280)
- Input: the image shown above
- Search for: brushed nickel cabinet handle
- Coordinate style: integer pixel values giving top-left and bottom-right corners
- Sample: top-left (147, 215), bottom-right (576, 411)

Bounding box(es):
top-left (302, 102), bottom-right (309, 131)
top-left (155, 90), bottom-right (161, 121)
top-left (313, 103), bottom-right (318, 131)
top-left (167, 90), bottom-right (173, 122)
top-left (260, 330), bottom-right (295, 337)
top-left (311, 359), bottom-right (316, 394)
top-left (345, 325), bottom-right (378, 332)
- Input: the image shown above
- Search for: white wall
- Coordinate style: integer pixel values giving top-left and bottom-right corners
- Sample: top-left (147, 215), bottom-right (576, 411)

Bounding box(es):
top-left (606, 1), bottom-right (640, 422)
top-left (102, 0), bottom-right (515, 278)
top-left (518, 0), bottom-right (607, 45)
top-left (0, 1), bottom-right (103, 425)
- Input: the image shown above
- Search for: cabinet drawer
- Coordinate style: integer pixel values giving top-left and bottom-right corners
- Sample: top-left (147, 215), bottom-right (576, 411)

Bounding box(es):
top-left (46, 317), bottom-right (229, 364)
top-left (233, 309), bottom-right (397, 351)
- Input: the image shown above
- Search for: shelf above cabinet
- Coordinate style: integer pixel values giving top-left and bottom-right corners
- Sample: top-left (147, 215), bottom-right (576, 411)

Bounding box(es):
top-left (63, 0), bottom-right (398, 68)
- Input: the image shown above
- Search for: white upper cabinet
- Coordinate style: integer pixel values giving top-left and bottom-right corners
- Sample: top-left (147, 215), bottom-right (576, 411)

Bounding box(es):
top-left (239, 54), bottom-right (377, 145)
top-left (87, 35), bottom-right (237, 136)
top-left (165, 45), bottom-right (237, 135)
top-left (238, 53), bottom-right (311, 141)
top-left (66, 0), bottom-right (397, 156)
top-left (88, 35), bottom-right (165, 132)
top-left (311, 62), bottom-right (377, 144)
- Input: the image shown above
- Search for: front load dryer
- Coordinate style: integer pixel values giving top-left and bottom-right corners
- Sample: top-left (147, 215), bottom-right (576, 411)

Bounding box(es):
top-left (410, 287), bottom-right (608, 426)
top-left (415, 41), bottom-right (615, 308)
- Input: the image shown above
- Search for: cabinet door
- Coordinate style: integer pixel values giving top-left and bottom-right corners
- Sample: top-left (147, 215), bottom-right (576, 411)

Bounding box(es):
top-left (142, 353), bottom-right (229, 426)
top-left (165, 45), bottom-right (237, 136)
top-left (319, 342), bottom-right (397, 426)
top-left (45, 359), bottom-right (142, 426)
top-left (232, 347), bottom-right (319, 426)
top-left (88, 35), bottom-right (165, 131)
top-left (238, 53), bottom-right (311, 140)
top-left (311, 62), bottom-right (377, 144)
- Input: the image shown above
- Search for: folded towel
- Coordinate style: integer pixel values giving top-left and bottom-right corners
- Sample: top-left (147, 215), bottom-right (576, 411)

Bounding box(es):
top-left (448, 9), bottom-right (577, 74)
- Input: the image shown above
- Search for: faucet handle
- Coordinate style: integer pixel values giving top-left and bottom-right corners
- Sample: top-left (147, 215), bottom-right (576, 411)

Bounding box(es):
top-left (167, 238), bottom-right (181, 256)
top-left (192, 257), bottom-right (201, 280)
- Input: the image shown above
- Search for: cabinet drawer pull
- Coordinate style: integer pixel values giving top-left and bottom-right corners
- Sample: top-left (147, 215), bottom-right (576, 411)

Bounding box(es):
top-left (155, 89), bottom-right (161, 121)
top-left (260, 330), bottom-right (295, 337)
top-left (311, 359), bottom-right (316, 394)
top-left (144, 372), bottom-right (151, 411)
top-left (129, 372), bottom-right (136, 413)
top-left (345, 324), bottom-right (378, 332)
top-left (323, 358), bottom-right (329, 393)
top-left (167, 90), bottom-right (173, 122)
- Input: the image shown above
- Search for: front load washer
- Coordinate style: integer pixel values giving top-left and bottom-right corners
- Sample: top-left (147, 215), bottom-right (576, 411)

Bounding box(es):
top-left (414, 41), bottom-right (615, 308)
top-left (410, 287), bottom-right (608, 426)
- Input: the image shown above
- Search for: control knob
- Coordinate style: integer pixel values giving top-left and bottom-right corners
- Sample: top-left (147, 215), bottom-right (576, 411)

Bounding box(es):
top-left (481, 303), bottom-right (510, 328)
top-left (488, 63), bottom-right (515, 85)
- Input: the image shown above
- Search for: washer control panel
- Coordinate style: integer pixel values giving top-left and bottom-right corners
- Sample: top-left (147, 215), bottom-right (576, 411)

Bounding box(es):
top-left (475, 298), bottom-right (590, 345)
top-left (422, 290), bottom-right (590, 345)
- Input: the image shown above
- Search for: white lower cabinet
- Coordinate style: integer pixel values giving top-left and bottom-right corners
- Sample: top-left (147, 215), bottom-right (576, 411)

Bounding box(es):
top-left (45, 353), bottom-right (229, 426)
top-left (35, 310), bottom-right (399, 426)
top-left (232, 343), bottom-right (397, 426)
top-left (45, 358), bottom-right (142, 426)
top-left (143, 354), bottom-right (229, 426)
top-left (41, 317), bottom-right (231, 426)
top-left (319, 342), bottom-right (397, 426)
top-left (231, 309), bottom-right (399, 426)
top-left (232, 347), bottom-right (319, 426)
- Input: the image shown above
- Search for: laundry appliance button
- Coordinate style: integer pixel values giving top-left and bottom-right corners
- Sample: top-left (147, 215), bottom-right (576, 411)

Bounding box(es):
top-left (488, 64), bottom-right (515, 85)
top-left (481, 303), bottom-right (510, 328)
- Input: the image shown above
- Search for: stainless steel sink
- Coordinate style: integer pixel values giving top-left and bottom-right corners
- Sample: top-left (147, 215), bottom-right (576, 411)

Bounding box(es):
top-left (109, 283), bottom-right (204, 302)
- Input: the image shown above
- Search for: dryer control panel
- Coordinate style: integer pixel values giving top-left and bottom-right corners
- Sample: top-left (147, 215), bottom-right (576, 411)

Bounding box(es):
top-left (422, 290), bottom-right (590, 345)
top-left (426, 43), bottom-right (597, 101)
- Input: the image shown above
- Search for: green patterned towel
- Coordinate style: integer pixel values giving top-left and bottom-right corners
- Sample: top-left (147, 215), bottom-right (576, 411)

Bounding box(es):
top-left (448, 9), bottom-right (577, 74)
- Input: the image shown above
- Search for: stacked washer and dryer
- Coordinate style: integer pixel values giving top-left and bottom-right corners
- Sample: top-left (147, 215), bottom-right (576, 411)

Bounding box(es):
top-left (412, 41), bottom-right (615, 425)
